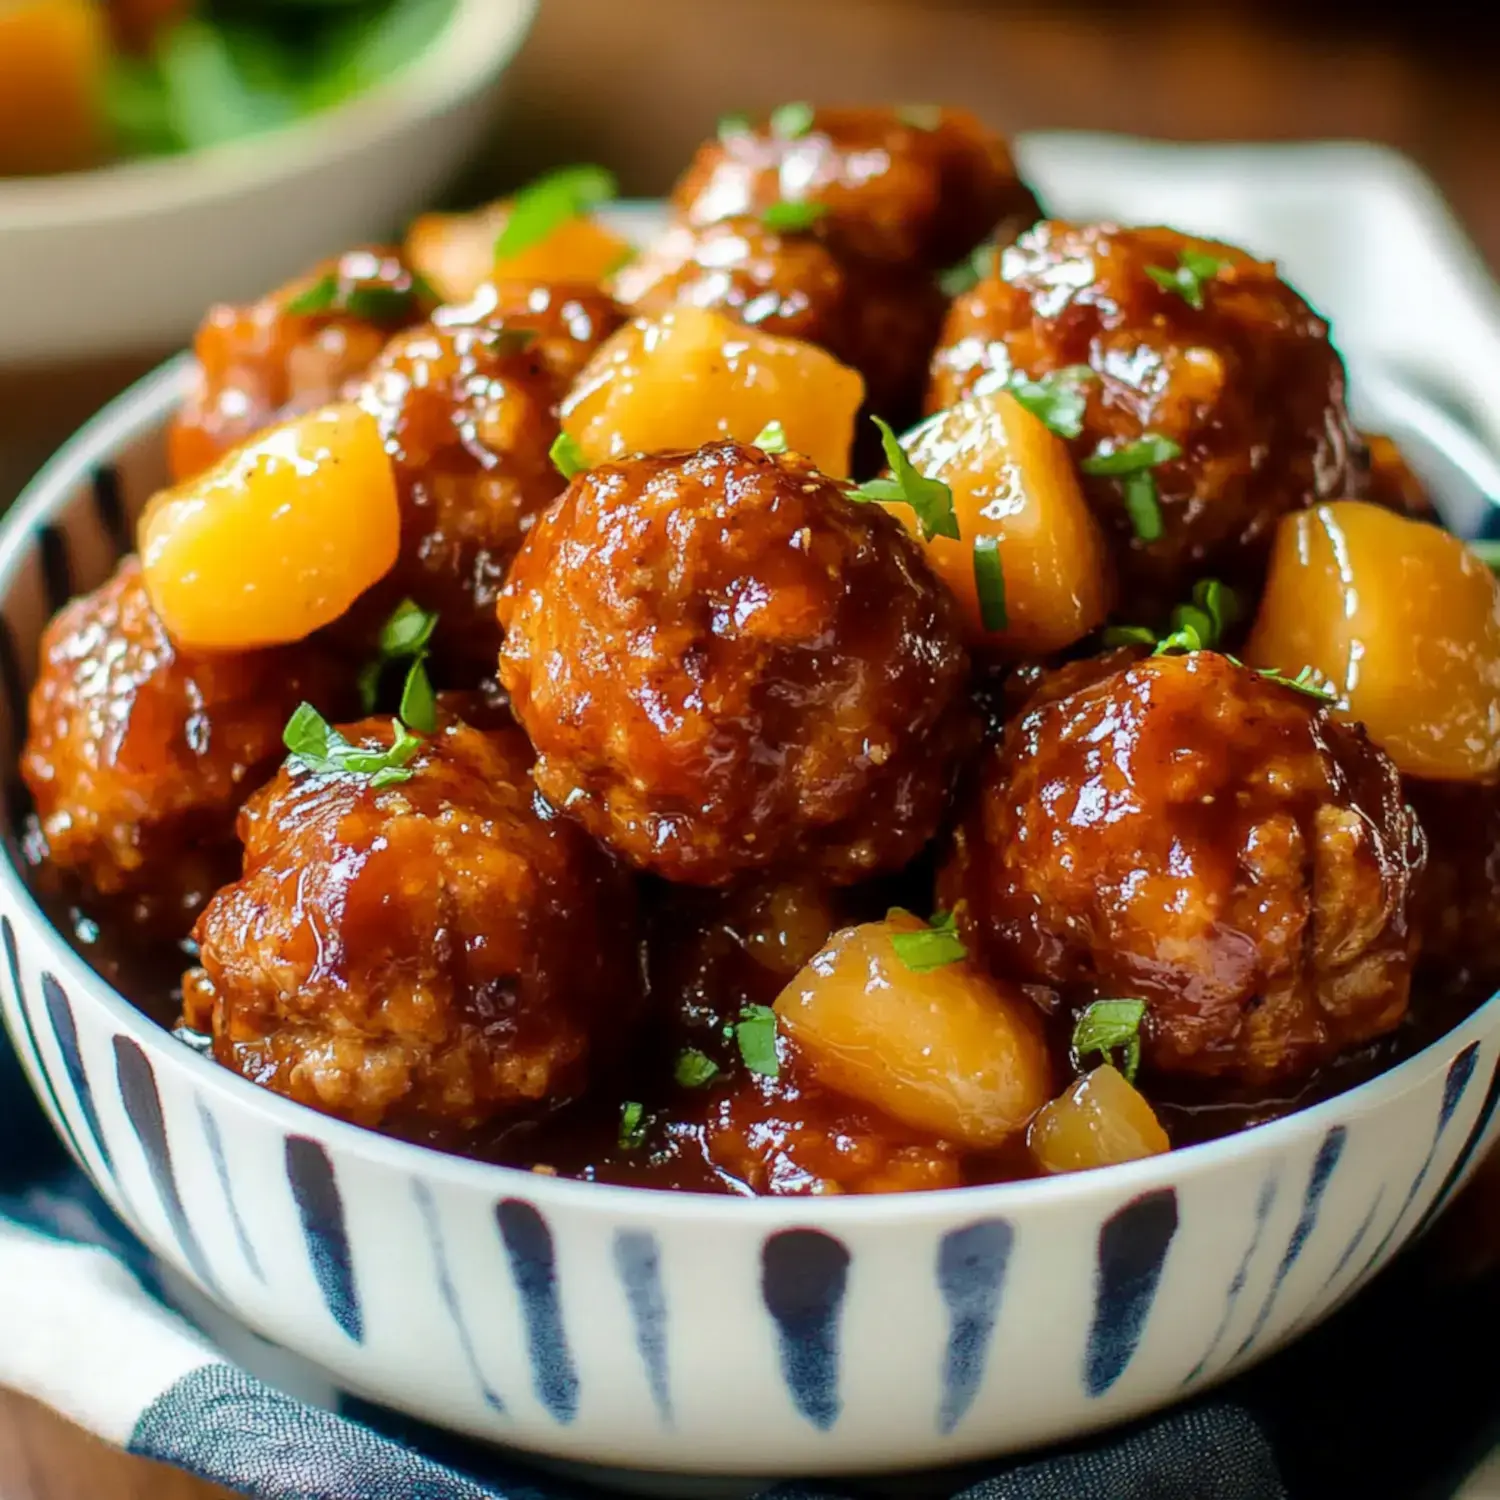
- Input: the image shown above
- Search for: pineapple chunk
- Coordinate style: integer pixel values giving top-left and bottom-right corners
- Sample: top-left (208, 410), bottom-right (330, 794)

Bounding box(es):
top-left (561, 306), bottom-right (864, 478)
top-left (139, 403), bottom-right (399, 651)
top-left (1028, 1065), bottom-right (1170, 1175)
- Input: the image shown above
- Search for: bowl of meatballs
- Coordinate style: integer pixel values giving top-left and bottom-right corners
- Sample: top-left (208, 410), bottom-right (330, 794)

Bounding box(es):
top-left (1, 104), bottom-right (1498, 1479)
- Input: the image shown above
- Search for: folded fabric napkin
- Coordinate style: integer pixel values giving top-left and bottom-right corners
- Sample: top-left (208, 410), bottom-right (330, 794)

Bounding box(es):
top-left (4, 135), bottom-right (1500, 1500)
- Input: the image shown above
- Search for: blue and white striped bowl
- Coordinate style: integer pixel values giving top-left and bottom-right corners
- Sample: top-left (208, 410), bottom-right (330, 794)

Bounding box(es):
top-left (1, 356), bottom-right (1498, 1481)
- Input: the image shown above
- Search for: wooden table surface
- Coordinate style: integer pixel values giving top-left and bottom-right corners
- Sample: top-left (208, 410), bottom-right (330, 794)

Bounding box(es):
top-left (3, 0), bottom-right (1499, 1494)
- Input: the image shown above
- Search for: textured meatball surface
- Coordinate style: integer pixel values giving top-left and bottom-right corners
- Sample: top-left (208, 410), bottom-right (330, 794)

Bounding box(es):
top-left (21, 558), bottom-right (343, 926)
top-left (185, 715), bottom-right (640, 1131)
top-left (672, 106), bottom-right (1038, 271)
top-left (927, 222), bottom-right (1360, 608)
top-left (612, 217), bottom-right (945, 426)
top-left (943, 651), bottom-right (1423, 1083)
top-left (352, 314), bottom-right (565, 675)
top-left (498, 441), bottom-right (973, 885)
top-left (169, 248), bottom-right (427, 483)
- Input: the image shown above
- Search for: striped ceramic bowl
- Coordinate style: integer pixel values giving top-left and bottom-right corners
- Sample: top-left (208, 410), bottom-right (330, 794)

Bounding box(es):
top-left (1, 356), bottom-right (1498, 1482)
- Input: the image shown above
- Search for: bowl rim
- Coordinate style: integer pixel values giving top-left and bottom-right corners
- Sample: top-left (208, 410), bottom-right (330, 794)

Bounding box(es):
top-left (0, 0), bottom-right (538, 230)
top-left (2, 351), bottom-right (1497, 1226)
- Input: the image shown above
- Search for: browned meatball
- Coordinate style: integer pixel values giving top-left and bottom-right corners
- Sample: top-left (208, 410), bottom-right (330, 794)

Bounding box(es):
top-left (942, 651), bottom-right (1423, 1084)
top-left (612, 217), bottom-right (945, 426)
top-left (184, 714), bottom-right (640, 1131)
top-left (169, 248), bottom-right (429, 483)
top-left (433, 278), bottom-right (625, 395)
top-left (673, 106), bottom-right (1038, 272)
top-left (21, 558), bottom-right (345, 929)
top-left (351, 314), bottom-right (565, 676)
top-left (1407, 778), bottom-right (1500, 995)
top-left (927, 222), bottom-right (1361, 610)
top-left (498, 441), bottom-right (973, 886)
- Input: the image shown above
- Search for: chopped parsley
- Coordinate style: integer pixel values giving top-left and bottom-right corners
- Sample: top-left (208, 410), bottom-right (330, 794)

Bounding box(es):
top-left (1470, 538), bottom-right (1500, 570)
top-left (494, 164), bottom-right (618, 260)
top-left (1072, 998), bottom-right (1148, 1083)
top-left (359, 599), bottom-right (439, 732)
top-left (1005, 365), bottom-right (1096, 440)
top-left (674, 1049), bottom-right (721, 1088)
top-left (889, 910), bottom-right (967, 973)
top-left (285, 268), bottom-right (436, 324)
top-left (550, 431), bottom-right (589, 481)
top-left (972, 536), bottom-right (1008, 632)
top-left (1255, 664), bottom-right (1338, 703)
top-left (1153, 579), bottom-right (1241, 656)
top-left (618, 1100), bottom-right (649, 1150)
top-left (283, 704), bottom-right (421, 790)
top-left (734, 1005), bottom-right (780, 1079)
top-left (769, 100), bottom-right (816, 139)
top-left (762, 199), bottom-right (828, 234)
top-left (717, 111), bottom-right (752, 140)
top-left (938, 245), bottom-right (995, 298)
top-left (752, 420), bottom-right (788, 455)
top-left (896, 104), bottom-right (944, 131)
top-left (1145, 248), bottom-right (1229, 311)
top-left (1100, 624), bottom-right (1160, 648)
top-left (1080, 434), bottom-right (1181, 542)
top-left (848, 415), bottom-right (960, 541)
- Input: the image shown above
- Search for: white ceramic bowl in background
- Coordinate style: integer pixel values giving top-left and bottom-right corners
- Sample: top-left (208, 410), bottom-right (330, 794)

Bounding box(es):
top-left (0, 0), bottom-right (537, 367)
top-left (0, 357), bottom-right (1496, 1482)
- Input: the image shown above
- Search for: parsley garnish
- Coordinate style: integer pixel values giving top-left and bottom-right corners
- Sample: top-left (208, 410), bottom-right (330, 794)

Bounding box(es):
top-left (1080, 434), bottom-right (1180, 542)
top-left (674, 1049), bottom-right (720, 1088)
top-left (769, 100), bottom-right (815, 139)
top-left (717, 111), bottom-right (751, 140)
top-left (1100, 624), bottom-right (1160, 648)
top-left (938, 245), bottom-right (994, 298)
top-left (897, 104), bottom-right (943, 130)
top-left (618, 1100), bottom-right (648, 1149)
top-left (494, 164), bottom-right (618, 260)
top-left (1103, 579), bottom-right (1239, 656)
top-left (285, 269), bottom-right (436, 324)
top-left (734, 1005), bottom-right (780, 1078)
top-left (752, 420), bottom-right (788, 455)
top-left (550, 431), bottom-right (588, 480)
top-left (1005, 365), bottom-right (1096, 440)
top-left (889, 910), bottom-right (967, 972)
top-left (283, 704), bottom-right (422, 790)
top-left (848, 415), bottom-right (960, 541)
top-left (359, 600), bottom-right (439, 731)
top-left (972, 536), bottom-right (1007, 632)
top-left (762, 200), bottom-right (827, 234)
top-left (1255, 664), bottom-right (1338, 703)
top-left (1470, 538), bottom-right (1500, 570)
top-left (1145, 248), bottom-right (1228, 311)
top-left (1072, 998), bottom-right (1148, 1083)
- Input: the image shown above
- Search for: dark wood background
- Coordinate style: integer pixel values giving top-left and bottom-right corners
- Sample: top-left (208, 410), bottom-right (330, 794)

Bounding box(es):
top-left (2, 0), bottom-right (1498, 1494)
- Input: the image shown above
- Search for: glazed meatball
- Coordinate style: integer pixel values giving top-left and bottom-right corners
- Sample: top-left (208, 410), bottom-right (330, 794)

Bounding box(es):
top-left (433, 278), bottom-right (625, 395)
top-left (21, 558), bottom-right (344, 928)
top-left (927, 222), bottom-right (1361, 608)
top-left (351, 314), bottom-right (565, 676)
top-left (169, 248), bottom-right (429, 483)
top-left (942, 651), bottom-right (1423, 1084)
top-left (184, 715), bottom-right (640, 1131)
top-left (673, 106), bottom-right (1038, 272)
top-left (1407, 778), bottom-right (1500, 995)
top-left (612, 217), bottom-right (945, 426)
top-left (497, 441), bottom-right (973, 886)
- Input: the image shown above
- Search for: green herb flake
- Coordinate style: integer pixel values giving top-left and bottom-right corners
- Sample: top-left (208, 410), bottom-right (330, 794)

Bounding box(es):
top-left (550, 431), bottom-right (589, 481)
top-left (285, 270), bottom-right (431, 325)
top-left (752, 420), bottom-right (788, 455)
top-left (1470, 538), bottom-right (1500, 570)
top-left (897, 104), bottom-right (944, 131)
top-left (399, 659), bottom-right (437, 734)
top-left (379, 598), bottom-right (439, 658)
top-left (283, 704), bottom-right (422, 790)
top-left (674, 1049), bottom-right (721, 1089)
top-left (361, 600), bottom-right (440, 729)
top-left (1081, 434), bottom-right (1180, 543)
top-left (1101, 624), bottom-right (1160, 648)
top-left (1144, 248), bottom-right (1229, 311)
top-left (1071, 998), bottom-right (1148, 1083)
top-left (618, 1100), bottom-right (648, 1150)
top-left (889, 909), bottom-right (967, 973)
top-left (494, 164), bottom-right (618, 261)
top-left (938, 245), bottom-right (995, 299)
top-left (762, 199), bottom-right (828, 234)
top-left (769, 100), bottom-right (816, 139)
top-left (972, 536), bottom-right (1008, 632)
top-left (1256, 664), bottom-right (1339, 703)
top-left (848, 415), bottom-right (960, 541)
top-left (734, 1005), bottom-right (780, 1079)
top-left (717, 111), bottom-right (752, 140)
top-left (1006, 365), bottom-right (1096, 440)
